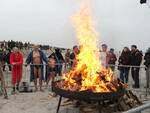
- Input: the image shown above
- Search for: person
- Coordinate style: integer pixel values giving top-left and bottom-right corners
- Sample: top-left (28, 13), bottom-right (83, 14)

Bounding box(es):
top-left (130, 45), bottom-right (142, 88)
top-left (26, 45), bottom-right (47, 92)
top-left (53, 48), bottom-right (64, 76)
top-left (3, 48), bottom-right (12, 71)
top-left (108, 48), bottom-right (117, 71)
top-left (64, 49), bottom-right (71, 69)
top-left (118, 47), bottom-right (131, 83)
top-left (70, 45), bottom-right (79, 68)
top-left (0, 55), bottom-right (8, 99)
top-left (46, 54), bottom-right (56, 87)
top-left (144, 48), bottom-right (150, 88)
top-left (10, 47), bottom-right (23, 94)
top-left (0, 46), bottom-right (6, 71)
top-left (100, 44), bottom-right (110, 68)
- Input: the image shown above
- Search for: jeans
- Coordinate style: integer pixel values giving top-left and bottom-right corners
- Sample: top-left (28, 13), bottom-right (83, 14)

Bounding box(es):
top-left (120, 67), bottom-right (130, 83)
top-left (56, 60), bottom-right (63, 76)
top-left (131, 67), bottom-right (140, 88)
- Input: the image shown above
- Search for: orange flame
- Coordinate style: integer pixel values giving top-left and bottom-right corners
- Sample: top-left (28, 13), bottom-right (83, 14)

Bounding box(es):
top-left (62, 0), bottom-right (117, 92)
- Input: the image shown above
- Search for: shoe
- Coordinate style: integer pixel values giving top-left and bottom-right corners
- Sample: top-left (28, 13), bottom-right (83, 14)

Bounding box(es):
top-left (144, 86), bottom-right (149, 88)
top-left (4, 95), bottom-right (8, 99)
top-left (49, 92), bottom-right (57, 97)
top-left (16, 86), bottom-right (19, 91)
top-left (132, 85), bottom-right (140, 88)
top-left (11, 91), bottom-right (16, 95)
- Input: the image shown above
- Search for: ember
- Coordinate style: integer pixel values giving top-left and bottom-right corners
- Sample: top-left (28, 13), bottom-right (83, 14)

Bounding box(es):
top-left (59, 0), bottom-right (124, 92)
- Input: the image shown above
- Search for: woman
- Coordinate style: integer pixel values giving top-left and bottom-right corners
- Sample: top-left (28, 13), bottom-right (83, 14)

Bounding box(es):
top-left (26, 45), bottom-right (47, 92)
top-left (118, 47), bottom-right (131, 83)
top-left (10, 47), bottom-right (23, 94)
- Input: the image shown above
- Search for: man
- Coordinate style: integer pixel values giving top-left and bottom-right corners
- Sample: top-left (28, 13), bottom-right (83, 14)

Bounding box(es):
top-left (144, 48), bottom-right (150, 88)
top-left (55, 49), bottom-right (64, 76)
top-left (70, 45), bottom-right (79, 68)
top-left (108, 48), bottom-right (117, 71)
top-left (10, 47), bottom-right (23, 94)
top-left (3, 49), bottom-right (12, 71)
top-left (0, 55), bottom-right (8, 99)
top-left (26, 45), bottom-right (47, 92)
top-left (130, 45), bottom-right (142, 88)
top-left (0, 45), bottom-right (6, 71)
top-left (100, 44), bottom-right (110, 68)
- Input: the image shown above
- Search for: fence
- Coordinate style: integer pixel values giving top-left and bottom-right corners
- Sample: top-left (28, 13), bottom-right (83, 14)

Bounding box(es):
top-left (1, 63), bottom-right (150, 112)
top-left (2, 63), bottom-right (150, 92)
top-left (123, 101), bottom-right (150, 113)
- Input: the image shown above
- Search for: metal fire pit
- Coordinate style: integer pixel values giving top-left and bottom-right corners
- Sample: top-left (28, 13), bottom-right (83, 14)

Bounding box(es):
top-left (52, 80), bottom-right (126, 113)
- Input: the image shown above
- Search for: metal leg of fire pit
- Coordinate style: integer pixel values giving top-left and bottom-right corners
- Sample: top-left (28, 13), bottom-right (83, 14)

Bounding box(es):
top-left (98, 101), bottom-right (102, 113)
top-left (56, 96), bottom-right (62, 113)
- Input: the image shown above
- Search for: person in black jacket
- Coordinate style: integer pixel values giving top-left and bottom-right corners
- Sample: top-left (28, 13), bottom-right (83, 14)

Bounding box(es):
top-left (130, 45), bottom-right (143, 88)
top-left (54, 48), bottom-right (64, 76)
top-left (118, 47), bottom-right (131, 83)
top-left (3, 49), bottom-right (12, 71)
top-left (144, 48), bottom-right (150, 88)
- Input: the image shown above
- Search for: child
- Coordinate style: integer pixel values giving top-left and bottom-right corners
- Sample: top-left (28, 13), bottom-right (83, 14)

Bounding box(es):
top-left (46, 55), bottom-right (56, 87)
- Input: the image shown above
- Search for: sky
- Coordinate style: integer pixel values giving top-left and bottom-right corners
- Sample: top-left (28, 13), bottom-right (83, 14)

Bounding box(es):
top-left (0, 0), bottom-right (150, 51)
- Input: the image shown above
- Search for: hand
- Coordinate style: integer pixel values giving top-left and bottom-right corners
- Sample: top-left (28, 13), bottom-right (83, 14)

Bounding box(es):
top-left (12, 63), bottom-right (16, 65)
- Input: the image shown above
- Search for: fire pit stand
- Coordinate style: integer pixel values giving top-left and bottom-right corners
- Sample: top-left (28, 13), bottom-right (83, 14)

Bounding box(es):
top-left (52, 81), bottom-right (126, 113)
top-left (56, 96), bottom-right (62, 113)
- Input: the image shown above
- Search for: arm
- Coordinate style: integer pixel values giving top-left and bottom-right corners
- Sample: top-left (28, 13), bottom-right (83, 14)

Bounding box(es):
top-left (136, 52), bottom-right (142, 65)
top-left (114, 54), bottom-right (117, 62)
top-left (26, 52), bottom-right (32, 64)
top-left (41, 51), bottom-right (48, 64)
top-left (17, 53), bottom-right (23, 65)
top-left (60, 54), bottom-right (64, 62)
top-left (10, 53), bottom-right (14, 64)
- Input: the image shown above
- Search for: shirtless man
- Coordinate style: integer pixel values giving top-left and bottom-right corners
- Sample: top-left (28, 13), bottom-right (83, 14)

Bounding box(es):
top-left (33, 46), bottom-right (42, 91)
top-left (26, 45), bottom-right (47, 92)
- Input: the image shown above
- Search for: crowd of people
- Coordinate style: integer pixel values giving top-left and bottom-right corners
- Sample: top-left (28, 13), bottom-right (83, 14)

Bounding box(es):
top-left (0, 40), bottom-right (31, 50)
top-left (0, 41), bottom-right (150, 99)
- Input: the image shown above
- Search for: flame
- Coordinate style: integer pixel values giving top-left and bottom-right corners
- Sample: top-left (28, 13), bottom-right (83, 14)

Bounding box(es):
top-left (62, 0), bottom-right (117, 92)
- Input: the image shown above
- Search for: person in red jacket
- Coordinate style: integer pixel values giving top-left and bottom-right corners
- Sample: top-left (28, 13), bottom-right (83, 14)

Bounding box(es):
top-left (10, 47), bottom-right (23, 94)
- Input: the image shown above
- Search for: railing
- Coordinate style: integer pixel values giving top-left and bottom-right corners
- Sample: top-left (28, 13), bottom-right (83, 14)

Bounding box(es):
top-left (1, 63), bottom-right (150, 91)
top-left (2, 63), bottom-right (150, 92)
top-left (123, 101), bottom-right (150, 113)
top-left (1, 63), bottom-right (150, 112)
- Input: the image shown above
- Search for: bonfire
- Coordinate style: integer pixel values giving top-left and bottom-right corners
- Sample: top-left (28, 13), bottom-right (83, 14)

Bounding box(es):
top-left (57, 0), bottom-right (124, 93)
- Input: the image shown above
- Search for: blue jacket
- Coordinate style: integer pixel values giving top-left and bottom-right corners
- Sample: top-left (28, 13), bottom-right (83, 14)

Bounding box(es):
top-left (26, 50), bottom-right (47, 81)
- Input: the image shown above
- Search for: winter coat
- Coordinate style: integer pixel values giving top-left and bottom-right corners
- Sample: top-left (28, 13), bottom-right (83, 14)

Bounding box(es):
top-left (10, 52), bottom-right (23, 85)
top-left (130, 50), bottom-right (142, 66)
top-left (144, 51), bottom-right (150, 68)
top-left (119, 51), bottom-right (131, 65)
top-left (26, 50), bottom-right (47, 81)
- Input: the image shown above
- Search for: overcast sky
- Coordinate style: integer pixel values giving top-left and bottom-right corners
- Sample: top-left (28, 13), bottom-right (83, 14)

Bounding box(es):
top-left (0, 0), bottom-right (150, 51)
